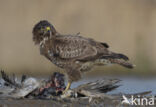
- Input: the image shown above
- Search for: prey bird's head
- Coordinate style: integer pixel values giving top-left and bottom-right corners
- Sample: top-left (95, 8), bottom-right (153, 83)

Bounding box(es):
top-left (32, 20), bottom-right (57, 44)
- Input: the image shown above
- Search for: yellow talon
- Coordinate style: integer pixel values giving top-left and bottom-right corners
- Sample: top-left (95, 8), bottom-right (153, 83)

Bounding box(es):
top-left (63, 82), bottom-right (71, 93)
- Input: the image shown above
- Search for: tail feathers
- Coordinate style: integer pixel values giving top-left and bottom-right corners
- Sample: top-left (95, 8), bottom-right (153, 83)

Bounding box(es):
top-left (101, 53), bottom-right (129, 61)
top-left (111, 59), bottom-right (134, 69)
top-left (112, 53), bottom-right (129, 61)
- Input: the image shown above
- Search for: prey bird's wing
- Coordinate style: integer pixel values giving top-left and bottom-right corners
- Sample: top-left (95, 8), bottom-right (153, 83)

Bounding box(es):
top-left (52, 35), bottom-right (107, 61)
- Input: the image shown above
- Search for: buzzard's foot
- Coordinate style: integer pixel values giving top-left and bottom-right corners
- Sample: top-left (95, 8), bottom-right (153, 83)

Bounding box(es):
top-left (61, 90), bottom-right (73, 98)
top-left (60, 82), bottom-right (72, 98)
top-left (63, 82), bottom-right (71, 94)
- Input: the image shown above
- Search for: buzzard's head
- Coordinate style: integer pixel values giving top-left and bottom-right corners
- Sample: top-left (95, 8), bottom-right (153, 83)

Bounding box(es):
top-left (32, 20), bottom-right (57, 44)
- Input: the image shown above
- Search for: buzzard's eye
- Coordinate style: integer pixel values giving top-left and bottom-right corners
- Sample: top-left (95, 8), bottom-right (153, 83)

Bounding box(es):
top-left (46, 26), bottom-right (50, 31)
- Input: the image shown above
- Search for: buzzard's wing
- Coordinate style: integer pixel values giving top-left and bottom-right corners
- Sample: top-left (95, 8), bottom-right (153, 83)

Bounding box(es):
top-left (52, 35), bottom-right (106, 61)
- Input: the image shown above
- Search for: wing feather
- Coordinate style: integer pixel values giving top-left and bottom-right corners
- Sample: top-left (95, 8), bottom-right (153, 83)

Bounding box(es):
top-left (52, 35), bottom-right (99, 61)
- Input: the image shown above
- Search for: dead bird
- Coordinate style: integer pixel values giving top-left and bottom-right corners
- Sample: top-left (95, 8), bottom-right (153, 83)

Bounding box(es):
top-left (38, 72), bottom-right (65, 97)
top-left (0, 71), bottom-right (66, 98)
top-left (0, 70), bottom-right (40, 98)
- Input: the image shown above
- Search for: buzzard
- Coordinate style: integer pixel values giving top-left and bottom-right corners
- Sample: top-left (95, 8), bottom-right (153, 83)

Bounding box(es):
top-left (32, 20), bottom-right (134, 93)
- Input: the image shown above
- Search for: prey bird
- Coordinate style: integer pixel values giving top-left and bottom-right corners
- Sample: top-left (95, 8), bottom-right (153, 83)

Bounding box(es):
top-left (32, 20), bottom-right (134, 93)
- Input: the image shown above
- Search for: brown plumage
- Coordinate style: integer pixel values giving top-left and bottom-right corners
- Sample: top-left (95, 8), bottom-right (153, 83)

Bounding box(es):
top-left (32, 20), bottom-right (134, 92)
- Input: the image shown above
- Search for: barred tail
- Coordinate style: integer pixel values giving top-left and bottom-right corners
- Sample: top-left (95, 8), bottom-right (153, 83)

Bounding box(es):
top-left (98, 51), bottom-right (134, 68)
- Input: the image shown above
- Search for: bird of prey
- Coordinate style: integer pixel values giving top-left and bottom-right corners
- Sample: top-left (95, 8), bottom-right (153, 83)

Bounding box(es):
top-left (32, 20), bottom-right (134, 93)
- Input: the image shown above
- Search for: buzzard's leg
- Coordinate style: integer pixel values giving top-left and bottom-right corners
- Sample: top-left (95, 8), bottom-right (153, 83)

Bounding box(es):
top-left (61, 81), bottom-right (72, 98)
top-left (63, 68), bottom-right (81, 93)
top-left (63, 81), bottom-right (71, 93)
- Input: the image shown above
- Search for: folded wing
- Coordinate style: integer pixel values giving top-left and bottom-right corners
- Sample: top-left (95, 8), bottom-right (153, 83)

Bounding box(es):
top-left (52, 35), bottom-right (108, 61)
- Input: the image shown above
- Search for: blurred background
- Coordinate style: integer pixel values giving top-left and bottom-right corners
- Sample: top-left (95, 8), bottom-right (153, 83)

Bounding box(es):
top-left (0, 0), bottom-right (156, 77)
